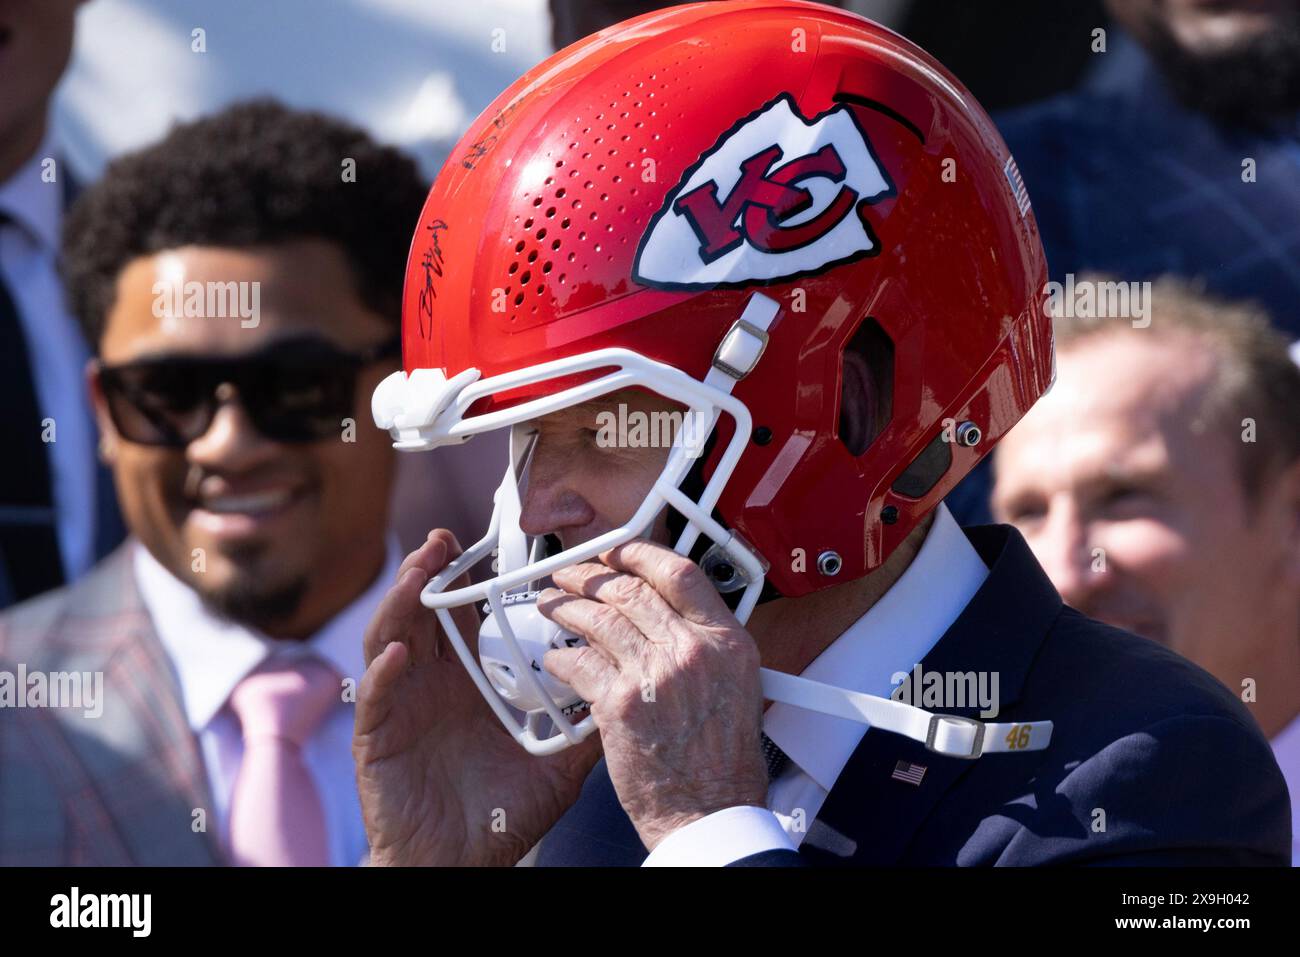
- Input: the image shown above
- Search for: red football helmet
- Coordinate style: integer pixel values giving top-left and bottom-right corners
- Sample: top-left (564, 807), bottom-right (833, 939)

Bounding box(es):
top-left (373, 0), bottom-right (1053, 754)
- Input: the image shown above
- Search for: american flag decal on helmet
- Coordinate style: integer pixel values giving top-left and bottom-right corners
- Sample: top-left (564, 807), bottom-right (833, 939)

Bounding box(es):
top-left (1004, 155), bottom-right (1031, 217)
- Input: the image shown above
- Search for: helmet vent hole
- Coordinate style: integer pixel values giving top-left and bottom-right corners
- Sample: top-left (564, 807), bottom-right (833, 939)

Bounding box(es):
top-left (839, 317), bottom-right (895, 457)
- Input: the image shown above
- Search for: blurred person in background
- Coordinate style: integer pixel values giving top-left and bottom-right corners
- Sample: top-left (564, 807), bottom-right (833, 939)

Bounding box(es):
top-left (0, 101), bottom-right (426, 865)
top-left (991, 275), bottom-right (1300, 864)
top-left (0, 0), bottom-right (123, 608)
top-left (949, 0), bottom-right (1300, 527)
top-left (996, 0), bottom-right (1300, 338)
top-left (547, 0), bottom-right (1110, 106)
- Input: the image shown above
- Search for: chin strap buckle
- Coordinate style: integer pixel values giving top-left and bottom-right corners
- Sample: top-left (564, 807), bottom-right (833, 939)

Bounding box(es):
top-left (712, 318), bottom-right (771, 380)
top-left (707, 293), bottom-right (780, 386)
top-left (924, 714), bottom-right (986, 759)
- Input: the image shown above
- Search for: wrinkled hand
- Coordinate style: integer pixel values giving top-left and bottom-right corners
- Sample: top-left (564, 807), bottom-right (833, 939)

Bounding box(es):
top-left (353, 530), bottom-right (600, 866)
top-left (538, 539), bottom-right (768, 850)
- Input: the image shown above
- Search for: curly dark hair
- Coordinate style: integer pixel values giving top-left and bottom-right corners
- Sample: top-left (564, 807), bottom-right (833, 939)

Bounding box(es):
top-left (62, 98), bottom-right (428, 350)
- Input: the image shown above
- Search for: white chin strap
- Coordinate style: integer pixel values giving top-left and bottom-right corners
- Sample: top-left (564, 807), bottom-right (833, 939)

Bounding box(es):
top-left (374, 292), bottom-right (1053, 758)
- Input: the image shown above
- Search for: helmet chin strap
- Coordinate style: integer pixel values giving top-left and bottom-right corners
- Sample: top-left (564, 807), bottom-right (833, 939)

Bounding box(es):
top-left (664, 291), bottom-right (779, 588)
top-left (496, 424), bottom-right (534, 582)
top-left (666, 294), bottom-right (782, 604)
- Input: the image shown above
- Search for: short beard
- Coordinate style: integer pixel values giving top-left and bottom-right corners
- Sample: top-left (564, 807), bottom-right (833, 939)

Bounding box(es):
top-left (195, 541), bottom-right (309, 634)
top-left (1142, 14), bottom-right (1300, 129)
top-left (200, 577), bottom-right (309, 634)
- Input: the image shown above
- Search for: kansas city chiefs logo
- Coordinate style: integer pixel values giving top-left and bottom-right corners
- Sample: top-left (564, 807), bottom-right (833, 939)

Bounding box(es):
top-left (633, 93), bottom-right (895, 289)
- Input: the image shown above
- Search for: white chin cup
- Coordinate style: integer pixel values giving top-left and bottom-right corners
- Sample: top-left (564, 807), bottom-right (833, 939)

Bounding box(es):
top-left (477, 591), bottom-right (587, 713)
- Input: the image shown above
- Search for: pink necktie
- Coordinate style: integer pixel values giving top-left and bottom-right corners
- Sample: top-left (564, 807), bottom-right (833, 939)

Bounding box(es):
top-left (227, 657), bottom-right (340, 867)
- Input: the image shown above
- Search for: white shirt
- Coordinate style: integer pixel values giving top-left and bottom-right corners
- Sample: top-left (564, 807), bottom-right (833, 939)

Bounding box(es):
top-left (0, 134), bottom-right (98, 582)
top-left (1269, 713), bottom-right (1300, 866)
top-left (644, 503), bottom-right (989, 866)
top-left (133, 539), bottom-right (399, 867)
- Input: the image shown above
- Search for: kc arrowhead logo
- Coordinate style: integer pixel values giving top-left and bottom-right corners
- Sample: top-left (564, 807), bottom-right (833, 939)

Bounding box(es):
top-left (633, 93), bottom-right (896, 289)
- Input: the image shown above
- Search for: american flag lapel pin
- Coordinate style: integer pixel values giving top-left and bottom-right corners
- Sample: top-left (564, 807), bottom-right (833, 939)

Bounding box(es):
top-left (891, 759), bottom-right (927, 786)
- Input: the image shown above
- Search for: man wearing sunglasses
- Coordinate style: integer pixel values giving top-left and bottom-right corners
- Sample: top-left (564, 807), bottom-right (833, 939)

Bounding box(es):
top-left (0, 101), bottom-right (428, 865)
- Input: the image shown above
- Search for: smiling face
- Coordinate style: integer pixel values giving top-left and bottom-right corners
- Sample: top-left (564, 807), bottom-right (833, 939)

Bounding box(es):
top-left (517, 388), bottom-right (682, 551)
top-left (992, 331), bottom-right (1298, 684)
top-left (91, 239), bottom-right (398, 637)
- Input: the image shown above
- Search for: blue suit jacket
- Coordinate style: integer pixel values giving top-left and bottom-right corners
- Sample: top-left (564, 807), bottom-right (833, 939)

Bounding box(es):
top-left (537, 524), bottom-right (1291, 866)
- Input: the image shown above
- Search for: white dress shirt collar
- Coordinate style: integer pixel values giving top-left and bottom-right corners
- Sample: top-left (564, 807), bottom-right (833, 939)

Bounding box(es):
top-left (0, 131), bottom-right (62, 252)
top-left (133, 539), bottom-right (400, 732)
top-left (762, 502), bottom-right (989, 791)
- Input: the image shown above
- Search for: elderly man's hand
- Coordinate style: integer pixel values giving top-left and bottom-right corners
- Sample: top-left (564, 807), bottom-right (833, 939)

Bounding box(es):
top-left (538, 539), bottom-right (769, 850)
top-left (353, 529), bottom-right (600, 866)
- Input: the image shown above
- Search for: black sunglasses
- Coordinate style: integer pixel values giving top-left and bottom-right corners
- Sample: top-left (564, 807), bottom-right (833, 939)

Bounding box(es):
top-left (98, 335), bottom-right (401, 446)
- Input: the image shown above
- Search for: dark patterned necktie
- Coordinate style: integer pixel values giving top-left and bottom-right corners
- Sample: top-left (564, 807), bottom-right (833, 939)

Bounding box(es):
top-left (761, 731), bottom-right (790, 781)
top-left (0, 211), bottom-right (64, 602)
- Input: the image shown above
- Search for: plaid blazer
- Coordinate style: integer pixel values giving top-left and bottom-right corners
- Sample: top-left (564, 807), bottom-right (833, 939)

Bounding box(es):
top-left (0, 546), bottom-right (223, 865)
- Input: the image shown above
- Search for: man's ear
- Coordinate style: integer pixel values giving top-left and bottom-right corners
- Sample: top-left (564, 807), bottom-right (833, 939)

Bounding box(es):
top-left (839, 350), bottom-right (879, 456)
top-left (85, 357), bottom-right (119, 464)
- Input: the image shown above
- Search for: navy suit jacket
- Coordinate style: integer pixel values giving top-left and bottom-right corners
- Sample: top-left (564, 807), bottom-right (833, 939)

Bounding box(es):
top-left (537, 524), bottom-right (1291, 866)
top-left (0, 167), bottom-right (124, 609)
